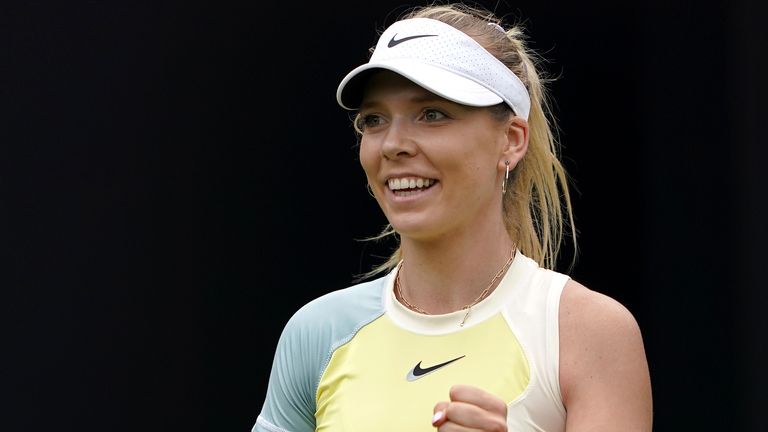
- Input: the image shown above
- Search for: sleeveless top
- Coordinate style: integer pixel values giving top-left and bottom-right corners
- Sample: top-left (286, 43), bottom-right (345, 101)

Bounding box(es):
top-left (253, 251), bottom-right (568, 432)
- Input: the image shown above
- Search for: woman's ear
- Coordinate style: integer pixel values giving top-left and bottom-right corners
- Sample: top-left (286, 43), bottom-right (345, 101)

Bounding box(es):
top-left (499, 116), bottom-right (529, 171)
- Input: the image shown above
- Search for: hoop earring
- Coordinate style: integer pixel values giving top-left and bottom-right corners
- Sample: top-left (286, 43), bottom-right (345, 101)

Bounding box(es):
top-left (366, 184), bottom-right (376, 198)
top-left (502, 161), bottom-right (510, 195)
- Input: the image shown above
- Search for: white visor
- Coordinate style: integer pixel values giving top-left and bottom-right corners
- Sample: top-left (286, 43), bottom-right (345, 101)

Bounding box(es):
top-left (336, 18), bottom-right (531, 120)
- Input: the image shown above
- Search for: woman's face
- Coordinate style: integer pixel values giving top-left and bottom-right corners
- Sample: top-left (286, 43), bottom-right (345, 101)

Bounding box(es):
top-left (358, 71), bottom-right (516, 242)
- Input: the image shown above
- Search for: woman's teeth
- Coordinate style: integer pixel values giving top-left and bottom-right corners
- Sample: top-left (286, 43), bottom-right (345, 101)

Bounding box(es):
top-left (387, 177), bottom-right (436, 191)
top-left (387, 177), bottom-right (437, 197)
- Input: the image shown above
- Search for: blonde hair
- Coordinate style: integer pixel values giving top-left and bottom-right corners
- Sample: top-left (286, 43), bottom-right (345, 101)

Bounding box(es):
top-left (356, 2), bottom-right (577, 279)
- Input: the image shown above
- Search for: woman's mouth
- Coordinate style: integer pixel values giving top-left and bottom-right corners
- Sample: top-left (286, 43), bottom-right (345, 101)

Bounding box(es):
top-left (387, 177), bottom-right (438, 197)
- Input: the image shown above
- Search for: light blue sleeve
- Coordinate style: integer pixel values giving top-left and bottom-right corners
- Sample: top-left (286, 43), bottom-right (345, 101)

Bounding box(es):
top-left (252, 277), bottom-right (387, 432)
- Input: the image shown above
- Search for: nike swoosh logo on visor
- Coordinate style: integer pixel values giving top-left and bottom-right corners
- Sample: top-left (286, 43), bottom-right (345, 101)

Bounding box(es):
top-left (406, 355), bottom-right (466, 382)
top-left (387, 33), bottom-right (437, 48)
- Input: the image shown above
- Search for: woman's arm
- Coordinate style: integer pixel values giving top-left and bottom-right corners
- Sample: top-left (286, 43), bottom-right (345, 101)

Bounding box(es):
top-left (559, 280), bottom-right (653, 431)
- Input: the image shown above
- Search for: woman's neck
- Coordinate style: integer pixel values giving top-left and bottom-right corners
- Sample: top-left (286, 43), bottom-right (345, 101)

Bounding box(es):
top-left (397, 221), bottom-right (515, 315)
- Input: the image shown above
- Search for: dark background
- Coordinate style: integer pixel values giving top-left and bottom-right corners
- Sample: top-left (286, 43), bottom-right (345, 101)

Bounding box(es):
top-left (4, 0), bottom-right (767, 431)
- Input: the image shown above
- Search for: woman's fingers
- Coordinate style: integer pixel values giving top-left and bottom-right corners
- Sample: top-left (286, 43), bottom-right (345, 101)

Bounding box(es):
top-left (449, 385), bottom-right (508, 416)
top-left (432, 385), bottom-right (507, 431)
top-left (439, 401), bottom-right (506, 431)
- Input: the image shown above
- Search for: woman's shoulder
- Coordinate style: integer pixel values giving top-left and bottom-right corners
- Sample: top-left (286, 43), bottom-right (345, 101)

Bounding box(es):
top-left (559, 279), bottom-right (641, 333)
top-left (282, 275), bottom-right (389, 337)
top-left (557, 279), bottom-right (652, 423)
top-left (558, 279), bottom-right (645, 366)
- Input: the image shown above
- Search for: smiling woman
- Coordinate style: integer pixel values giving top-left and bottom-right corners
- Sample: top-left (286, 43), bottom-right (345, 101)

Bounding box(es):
top-left (252, 3), bottom-right (652, 432)
top-left (356, 72), bottom-right (522, 245)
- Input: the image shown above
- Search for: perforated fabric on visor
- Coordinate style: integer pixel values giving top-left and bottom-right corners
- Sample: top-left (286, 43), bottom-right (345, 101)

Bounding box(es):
top-left (336, 18), bottom-right (531, 120)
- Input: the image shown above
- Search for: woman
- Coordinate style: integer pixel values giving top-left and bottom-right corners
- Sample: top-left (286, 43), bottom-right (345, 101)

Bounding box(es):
top-left (253, 3), bottom-right (652, 431)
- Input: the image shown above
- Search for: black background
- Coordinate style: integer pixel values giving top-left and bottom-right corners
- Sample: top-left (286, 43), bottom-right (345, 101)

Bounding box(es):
top-left (4, 0), bottom-right (767, 431)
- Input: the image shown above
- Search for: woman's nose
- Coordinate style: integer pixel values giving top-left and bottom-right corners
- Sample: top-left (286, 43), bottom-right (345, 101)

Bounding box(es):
top-left (380, 119), bottom-right (417, 160)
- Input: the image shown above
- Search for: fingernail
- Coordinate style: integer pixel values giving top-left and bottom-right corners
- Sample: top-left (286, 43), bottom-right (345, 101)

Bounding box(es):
top-left (431, 411), bottom-right (444, 425)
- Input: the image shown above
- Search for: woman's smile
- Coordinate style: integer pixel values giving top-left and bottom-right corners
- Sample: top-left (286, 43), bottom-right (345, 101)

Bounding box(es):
top-left (385, 177), bottom-right (440, 201)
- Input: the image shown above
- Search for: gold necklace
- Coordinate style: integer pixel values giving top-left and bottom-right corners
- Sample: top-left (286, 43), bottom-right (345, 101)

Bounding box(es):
top-left (394, 248), bottom-right (516, 327)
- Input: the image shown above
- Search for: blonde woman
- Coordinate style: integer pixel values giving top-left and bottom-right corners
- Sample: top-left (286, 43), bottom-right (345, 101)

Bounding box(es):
top-left (254, 3), bottom-right (652, 431)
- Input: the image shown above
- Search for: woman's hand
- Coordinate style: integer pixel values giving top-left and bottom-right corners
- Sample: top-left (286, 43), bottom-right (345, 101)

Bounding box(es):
top-left (431, 384), bottom-right (507, 431)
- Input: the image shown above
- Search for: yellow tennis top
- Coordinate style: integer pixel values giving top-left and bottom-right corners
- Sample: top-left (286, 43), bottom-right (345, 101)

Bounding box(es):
top-left (254, 252), bottom-right (568, 432)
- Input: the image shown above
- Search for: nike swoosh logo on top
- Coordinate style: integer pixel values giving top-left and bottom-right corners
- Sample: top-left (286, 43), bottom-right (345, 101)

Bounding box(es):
top-left (387, 33), bottom-right (438, 48)
top-left (406, 355), bottom-right (466, 382)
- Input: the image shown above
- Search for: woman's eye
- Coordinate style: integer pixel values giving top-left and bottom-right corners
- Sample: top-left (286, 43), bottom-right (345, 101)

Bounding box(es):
top-left (358, 114), bottom-right (383, 130)
top-left (423, 109), bottom-right (447, 122)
